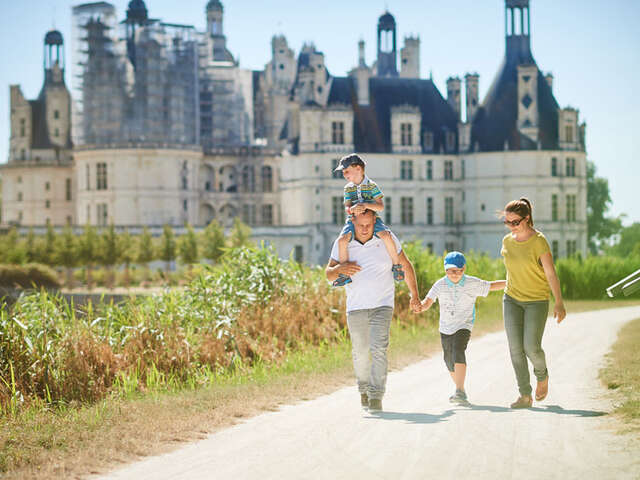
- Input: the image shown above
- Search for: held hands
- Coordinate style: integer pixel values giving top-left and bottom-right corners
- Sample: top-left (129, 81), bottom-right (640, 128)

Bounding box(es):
top-left (409, 297), bottom-right (422, 313)
top-left (351, 203), bottom-right (367, 215)
top-left (338, 261), bottom-right (361, 277)
top-left (554, 303), bottom-right (566, 324)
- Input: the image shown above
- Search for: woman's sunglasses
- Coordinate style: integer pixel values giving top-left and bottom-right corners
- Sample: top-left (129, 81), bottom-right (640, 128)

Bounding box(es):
top-left (503, 217), bottom-right (525, 227)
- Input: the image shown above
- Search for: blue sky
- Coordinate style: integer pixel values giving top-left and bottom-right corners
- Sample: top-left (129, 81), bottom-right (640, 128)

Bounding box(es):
top-left (1, 0), bottom-right (638, 224)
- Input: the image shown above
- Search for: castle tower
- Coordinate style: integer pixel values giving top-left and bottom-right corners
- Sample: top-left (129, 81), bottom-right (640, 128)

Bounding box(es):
top-left (465, 73), bottom-right (479, 122)
top-left (400, 36), bottom-right (420, 78)
top-left (125, 0), bottom-right (148, 69)
top-left (376, 11), bottom-right (398, 77)
top-left (206, 0), bottom-right (224, 36)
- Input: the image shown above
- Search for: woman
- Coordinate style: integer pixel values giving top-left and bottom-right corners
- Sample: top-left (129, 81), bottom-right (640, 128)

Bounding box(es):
top-left (501, 198), bottom-right (566, 408)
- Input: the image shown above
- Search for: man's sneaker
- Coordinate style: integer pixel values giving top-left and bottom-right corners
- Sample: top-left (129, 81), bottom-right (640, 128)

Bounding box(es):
top-left (332, 274), bottom-right (352, 287)
top-left (360, 393), bottom-right (369, 408)
top-left (449, 389), bottom-right (469, 405)
top-left (368, 398), bottom-right (383, 412)
top-left (392, 264), bottom-right (405, 281)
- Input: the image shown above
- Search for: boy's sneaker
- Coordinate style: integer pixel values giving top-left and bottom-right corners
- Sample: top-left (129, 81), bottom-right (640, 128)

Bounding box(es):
top-left (449, 389), bottom-right (469, 405)
top-left (392, 264), bottom-right (405, 281)
top-left (360, 393), bottom-right (369, 409)
top-left (368, 398), bottom-right (383, 412)
top-left (332, 274), bottom-right (352, 287)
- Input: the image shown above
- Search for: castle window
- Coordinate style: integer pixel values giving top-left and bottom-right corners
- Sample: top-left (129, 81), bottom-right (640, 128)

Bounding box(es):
top-left (566, 194), bottom-right (577, 222)
top-left (45, 200), bottom-right (50, 209)
top-left (279, 64), bottom-right (284, 70)
top-left (461, 159), bottom-right (466, 179)
top-left (97, 203), bottom-right (108, 226)
top-left (332, 159), bottom-right (343, 178)
top-left (400, 160), bottom-right (413, 180)
top-left (401, 123), bottom-right (413, 146)
top-left (96, 163), bottom-right (107, 190)
top-left (331, 121), bottom-right (345, 144)
top-left (17, 192), bottom-right (22, 202)
top-left (423, 131), bottom-right (434, 151)
top-left (66, 178), bottom-right (72, 201)
top-left (20, 149), bottom-right (25, 161)
top-left (444, 160), bottom-right (453, 181)
top-left (385, 197), bottom-right (392, 225)
top-left (551, 194), bottom-right (558, 221)
top-left (426, 160), bottom-right (433, 180)
top-left (17, 176), bottom-right (22, 184)
top-left (261, 166), bottom-right (273, 192)
top-left (86, 164), bottom-right (91, 190)
top-left (565, 125), bottom-right (573, 143)
top-left (18, 211), bottom-right (23, 222)
top-left (552, 240), bottom-right (559, 259)
top-left (332, 196), bottom-right (345, 225)
top-left (427, 242), bottom-right (434, 253)
top-left (54, 128), bottom-right (59, 137)
top-left (566, 157), bottom-right (576, 177)
top-left (241, 165), bottom-right (255, 192)
top-left (551, 157), bottom-right (558, 177)
top-left (445, 197), bottom-right (454, 225)
top-left (446, 131), bottom-right (456, 151)
top-left (183, 199), bottom-right (188, 212)
top-left (566, 239), bottom-right (577, 257)
top-left (261, 204), bottom-right (274, 225)
top-left (66, 216), bottom-right (72, 225)
top-left (19, 119), bottom-right (25, 137)
top-left (54, 110), bottom-right (59, 119)
top-left (401, 197), bottom-right (414, 225)
top-left (45, 181), bottom-right (50, 191)
top-left (427, 197), bottom-right (433, 225)
top-left (293, 245), bottom-right (303, 263)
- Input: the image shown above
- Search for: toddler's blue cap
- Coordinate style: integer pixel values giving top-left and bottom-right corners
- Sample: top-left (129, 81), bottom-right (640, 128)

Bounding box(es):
top-left (444, 251), bottom-right (466, 270)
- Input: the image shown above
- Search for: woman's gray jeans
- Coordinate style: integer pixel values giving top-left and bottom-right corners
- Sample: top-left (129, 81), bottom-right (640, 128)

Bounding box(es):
top-left (346, 306), bottom-right (393, 400)
top-left (503, 294), bottom-right (549, 396)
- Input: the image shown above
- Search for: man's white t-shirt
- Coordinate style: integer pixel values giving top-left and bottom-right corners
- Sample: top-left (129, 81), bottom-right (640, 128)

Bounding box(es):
top-left (330, 232), bottom-right (402, 313)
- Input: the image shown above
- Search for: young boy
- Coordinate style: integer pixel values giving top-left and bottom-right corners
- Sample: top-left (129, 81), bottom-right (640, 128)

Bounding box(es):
top-left (418, 251), bottom-right (506, 404)
top-left (332, 153), bottom-right (404, 287)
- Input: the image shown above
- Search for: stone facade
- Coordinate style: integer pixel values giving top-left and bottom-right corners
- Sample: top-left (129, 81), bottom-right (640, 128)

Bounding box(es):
top-left (1, 0), bottom-right (588, 265)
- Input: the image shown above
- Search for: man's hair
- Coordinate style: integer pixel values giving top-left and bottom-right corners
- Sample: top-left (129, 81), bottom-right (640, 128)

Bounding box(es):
top-left (354, 209), bottom-right (376, 220)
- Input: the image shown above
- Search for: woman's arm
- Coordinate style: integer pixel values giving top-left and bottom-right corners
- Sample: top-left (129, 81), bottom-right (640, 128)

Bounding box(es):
top-left (540, 252), bottom-right (567, 323)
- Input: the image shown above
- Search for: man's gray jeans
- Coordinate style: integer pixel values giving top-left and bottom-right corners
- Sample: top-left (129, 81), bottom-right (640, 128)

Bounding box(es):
top-left (503, 294), bottom-right (549, 396)
top-left (346, 306), bottom-right (393, 400)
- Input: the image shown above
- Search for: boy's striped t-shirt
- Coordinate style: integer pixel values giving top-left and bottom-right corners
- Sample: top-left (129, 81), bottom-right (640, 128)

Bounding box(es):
top-left (343, 175), bottom-right (384, 212)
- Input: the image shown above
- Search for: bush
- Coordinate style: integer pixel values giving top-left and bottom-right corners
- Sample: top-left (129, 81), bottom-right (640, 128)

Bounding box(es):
top-left (556, 255), bottom-right (640, 299)
top-left (0, 264), bottom-right (61, 289)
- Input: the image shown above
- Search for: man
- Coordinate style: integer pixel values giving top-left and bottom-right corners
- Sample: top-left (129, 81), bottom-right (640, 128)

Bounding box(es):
top-left (325, 209), bottom-right (420, 412)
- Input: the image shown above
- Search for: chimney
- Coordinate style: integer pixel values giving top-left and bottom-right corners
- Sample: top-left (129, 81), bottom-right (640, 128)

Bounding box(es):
top-left (358, 39), bottom-right (366, 67)
top-left (400, 36), bottom-right (420, 78)
top-left (446, 76), bottom-right (462, 121)
top-left (465, 73), bottom-right (479, 122)
top-left (545, 72), bottom-right (553, 90)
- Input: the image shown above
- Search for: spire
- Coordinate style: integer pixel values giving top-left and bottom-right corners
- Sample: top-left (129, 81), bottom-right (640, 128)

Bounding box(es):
top-left (505, 0), bottom-right (533, 63)
top-left (44, 29), bottom-right (65, 82)
top-left (376, 11), bottom-right (397, 77)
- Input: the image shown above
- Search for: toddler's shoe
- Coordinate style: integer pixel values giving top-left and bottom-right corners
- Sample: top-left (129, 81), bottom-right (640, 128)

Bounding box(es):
top-left (332, 274), bottom-right (352, 287)
top-left (392, 264), bottom-right (405, 281)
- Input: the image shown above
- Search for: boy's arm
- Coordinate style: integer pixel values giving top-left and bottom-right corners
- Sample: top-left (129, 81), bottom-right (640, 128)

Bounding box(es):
top-left (419, 297), bottom-right (435, 312)
top-left (364, 198), bottom-right (384, 212)
top-left (489, 280), bottom-right (506, 291)
top-left (344, 199), bottom-right (353, 214)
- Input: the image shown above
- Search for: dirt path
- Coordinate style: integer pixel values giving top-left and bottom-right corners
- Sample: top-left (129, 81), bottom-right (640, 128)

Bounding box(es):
top-left (94, 306), bottom-right (640, 480)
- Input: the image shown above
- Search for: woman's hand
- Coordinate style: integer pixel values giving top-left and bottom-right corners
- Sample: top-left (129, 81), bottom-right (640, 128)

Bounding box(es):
top-left (554, 302), bottom-right (566, 323)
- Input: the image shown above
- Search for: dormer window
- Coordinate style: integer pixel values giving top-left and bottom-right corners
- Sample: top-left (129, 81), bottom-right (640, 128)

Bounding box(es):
top-left (401, 123), bottom-right (412, 146)
top-left (446, 131), bottom-right (456, 151)
top-left (423, 131), bottom-right (434, 151)
top-left (331, 121), bottom-right (345, 145)
top-left (565, 125), bottom-right (573, 143)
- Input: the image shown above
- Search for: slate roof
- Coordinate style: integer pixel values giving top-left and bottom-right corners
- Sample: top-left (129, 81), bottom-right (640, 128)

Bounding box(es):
top-left (470, 37), bottom-right (560, 152)
top-left (326, 76), bottom-right (459, 153)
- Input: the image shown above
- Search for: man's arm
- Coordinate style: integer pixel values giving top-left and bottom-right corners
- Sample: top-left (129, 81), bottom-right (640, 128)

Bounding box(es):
top-left (397, 250), bottom-right (421, 311)
top-left (325, 258), bottom-right (361, 283)
top-left (489, 280), bottom-right (506, 291)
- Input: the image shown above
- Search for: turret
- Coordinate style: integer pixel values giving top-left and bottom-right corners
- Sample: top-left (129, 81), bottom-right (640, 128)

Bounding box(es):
top-left (464, 73), bottom-right (479, 122)
top-left (505, 0), bottom-right (533, 64)
top-left (446, 76), bottom-right (462, 120)
top-left (376, 11), bottom-right (397, 77)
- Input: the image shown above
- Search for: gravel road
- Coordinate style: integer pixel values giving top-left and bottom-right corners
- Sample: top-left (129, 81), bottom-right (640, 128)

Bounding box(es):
top-left (95, 306), bottom-right (640, 480)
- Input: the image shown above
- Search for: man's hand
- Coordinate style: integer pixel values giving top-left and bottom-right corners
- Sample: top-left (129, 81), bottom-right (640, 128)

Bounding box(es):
top-left (409, 297), bottom-right (421, 313)
top-left (337, 261), bottom-right (361, 277)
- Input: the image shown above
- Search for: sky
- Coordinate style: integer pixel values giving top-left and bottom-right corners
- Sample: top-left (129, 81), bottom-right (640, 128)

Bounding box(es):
top-left (0, 0), bottom-right (638, 225)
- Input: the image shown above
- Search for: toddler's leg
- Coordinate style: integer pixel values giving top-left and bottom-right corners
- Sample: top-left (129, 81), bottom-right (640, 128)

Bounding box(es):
top-left (377, 229), bottom-right (405, 281)
top-left (333, 231), bottom-right (353, 287)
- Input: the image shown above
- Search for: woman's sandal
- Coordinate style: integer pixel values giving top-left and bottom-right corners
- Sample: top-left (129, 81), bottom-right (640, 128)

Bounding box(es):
top-left (510, 395), bottom-right (533, 409)
top-left (535, 377), bottom-right (549, 401)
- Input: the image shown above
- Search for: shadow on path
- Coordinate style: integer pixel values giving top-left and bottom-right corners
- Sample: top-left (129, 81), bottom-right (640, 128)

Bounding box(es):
top-left (467, 403), bottom-right (607, 417)
top-left (365, 409), bottom-right (455, 424)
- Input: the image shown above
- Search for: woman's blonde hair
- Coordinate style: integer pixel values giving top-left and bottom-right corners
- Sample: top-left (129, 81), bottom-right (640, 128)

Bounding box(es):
top-left (503, 197), bottom-right (534, 227)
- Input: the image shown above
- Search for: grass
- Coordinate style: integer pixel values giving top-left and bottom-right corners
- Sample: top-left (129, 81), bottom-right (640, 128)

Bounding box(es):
top-left (1, 297), bottom-right (636, 479)
top-left (599, 316), bottom-right (640, 433)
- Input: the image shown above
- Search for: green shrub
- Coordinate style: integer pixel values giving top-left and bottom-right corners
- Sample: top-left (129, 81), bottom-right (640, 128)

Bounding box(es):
top-left (0, 264), bottom-right (61, 289)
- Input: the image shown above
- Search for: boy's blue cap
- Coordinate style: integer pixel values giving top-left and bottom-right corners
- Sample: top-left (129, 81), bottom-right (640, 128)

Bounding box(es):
top-left (334, 154), bottom-right (366, 172)
top-left (444, 251), bottom-right (466, 270)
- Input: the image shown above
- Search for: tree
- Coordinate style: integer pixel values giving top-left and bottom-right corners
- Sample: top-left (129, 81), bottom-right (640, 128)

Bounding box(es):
top-left (24, 228), bottom-right (38, 263)
top-left (78, 223), bottom-right (99, 290)
top-left (178, 224), bottom-right (199, 270)
top-left (159, 224), bottom-right (176, 274)
top-left (0, 228), bottom-right (26, 264)
top-left (119, 230), bottom-right (136, 288)
top-left (587, 161), bottom-right (623, 254)
top-left (41, 222), bottom-right (58, 266)
top-left (136, 227), bottom-right (155, 283)
top-left (99, 223), bottom-right (122, 289)
top-left (228, 217), bottom-right (253, 248)
top-left (56, 225), bottom-right (78, 289)
top-left (608, 223), bottom-right (640, 257)
top-left (201, 219), bottom-right (226, 263)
